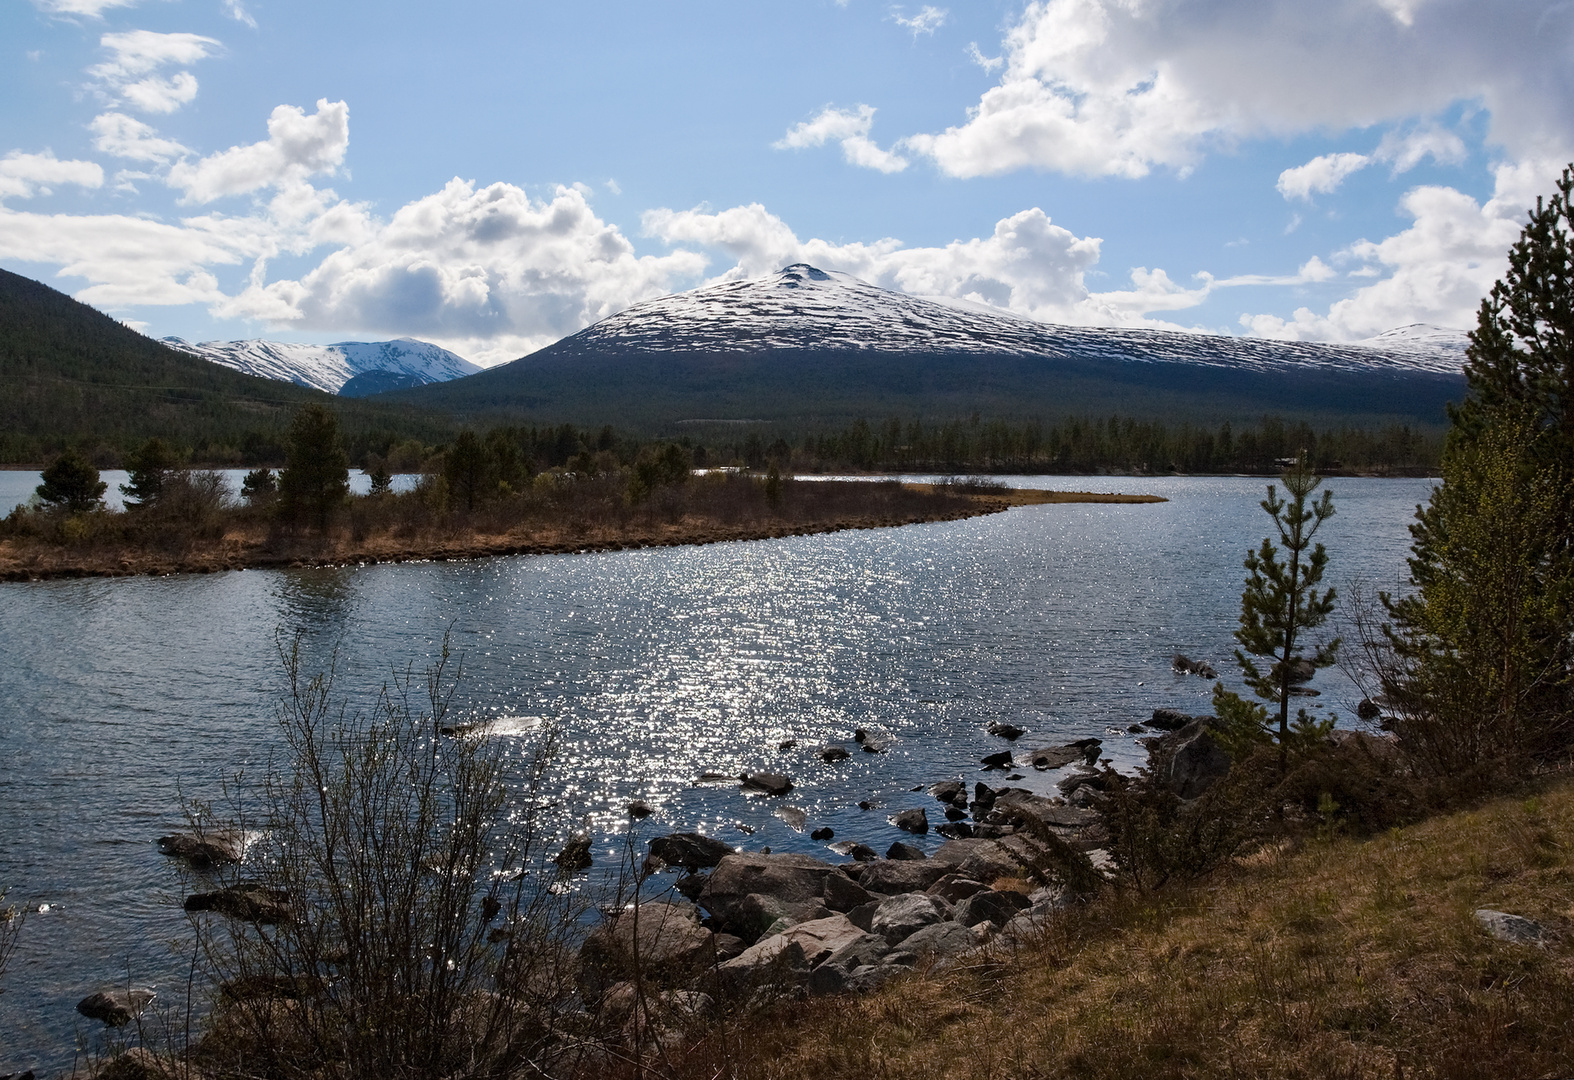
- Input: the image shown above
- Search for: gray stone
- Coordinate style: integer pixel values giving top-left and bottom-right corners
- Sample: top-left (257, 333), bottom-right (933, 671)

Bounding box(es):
top-left (183, 885), bottom-right (291, 924)
top-left (828, 840), bottom-right (878, 862)
top-left (885, 841), bottom-right (926, 861)
top-left (988, 722), bottom-right (1026, 740)
top-left (648, 832), bottom-right (735, 870)
top-left (1148, 708), bottom-right (1192, 731)
top-left (720, 914), bottom-right (865, 977)
top-left (713, 933), bottom-right (748, 961)
top-left (76, 989), bottom-right (154, 1027)
top-left (890, 808), bottom-right (929, 834)
top-left (811, 827), bottom-right (835, 841)
top-left (555, 836), bottom-right (592, 871)
top-left (954, 889), bottom-right (1031, 928)
top-left (775, 805), bottom-right (808, 831)
top-left (820, 745), bottom-right (851, 762)
top-left (805, 931), bottom-right (893, 995)
top-left (626, 800), bottom-right (653, 819)
top-left (856, 858), bottom-right (951, 895)
top-left (737, 893), bottom-right (833, 940)
top-left (579, 901), bottom-right (715, 997)
top-left (156, 831), bottom-right (242, 868)
top-left (870, 892), bottom-right (952, 946)
top-left (1168, 719), bottom-right (1231, 799)
top-left (1475, 909), bottom-right (1549, 946)
top-left (895, 920), bottom-right (977, 959)
top-left (740, 772), bottom-right (794, 796)
top-left (927, 874), bottom-right (987, 903)
top-left (936, 821), bottom-right (973, 839)
top-left (698, 852), bottom-right (872, 929)
top-left (980, 750), bottom-right (1013, 770)
top-left (929, 780), bottom-right (965, 804)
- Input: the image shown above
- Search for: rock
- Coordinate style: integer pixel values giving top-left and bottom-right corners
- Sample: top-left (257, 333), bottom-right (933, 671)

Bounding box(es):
top-left (579, 902), bottom-right (716, 998)
top-left (740, 772), bottom-right (793, 796)
top-left (734, 822), bottom-right (755, 835)
top-left (1474, 909), bottom-right (1549, 946)
top-left (927, 874), bottom-right (987, 903)
top-left (987, 722), bottom-right (1026, 740)
top-left (980, 750), bottom-right (1013, 770)
top-left (1172, 654), bottom-right (1218, 679)
top-left (90, 1049), bottom-right (171, 1080)
top-left (853, 728), bottom-right (870, 744)
top-left (673, 873), bottom-right (707, 900)
top-left (943, 805), bottom-right (968, 821)
top-left (1027, 745), bottom-right (1080, 770)
top-left (858, 800), bottom-right (875, 810)
top-left (1148, 708), bottom-right (1191, 732)
top-left (1128, 724), bottom-right (1147, 733)
top-left (698, 853), bottom-right (873, 930)
top-left (218, 974), bottom-right (324, 1002)
top-left (738, 894), bottom-right (833, 940)
top-left (775, 805), bottom-right (808, 831)
top-left (695, 772), bottom-right (736, 785)
top-left (936, 821), bottom-right (974, 839)
top-left (954, 889), bottom-right (1031, 928)
top-left (890, 919), bottom-right (976, 960)
top-left (712, 933), bottom-right (748, 961)
top-left (929, 780), bottom-right (965, 804)
top-left (1356, 698), bottom-right (1382, 721)
top-left (860, 738), bottom-right (888, 754)
top-left (1168, 718), bottom-right (1231, 799)
top-left (885, 841), bottom-right (925, 861)
top-left (820, 745), bottom-right (851, 762)
top-left (777, 739), bottom-right (798, 751)
top-left (869, 892), bottom-right (952, 946)
top-left (856, 858), bottom-right (951, 895)
top-left (829, 840), bottom-right (878, 861)
top-left (77, 989), bottom-right (155, 1027)
top-left (184, 885), bottom-right (292, 924)
top-left (890, 808), bottom-right (929, 834)
top-left (555, 836), bottom-right (593, 872)
top-left (719, 914), bottom-right (866, 981)
top-left (626, 800), bottom-right (653, 819)
top-left (810, 827), bottom-right (835, 841)
top-left (806, 931), bottom-right (893, 994)
top-left (156, 830), bottom-right (242, 868)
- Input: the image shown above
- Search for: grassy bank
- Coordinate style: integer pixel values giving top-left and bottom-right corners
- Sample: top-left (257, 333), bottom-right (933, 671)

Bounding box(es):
top-left (0, 476), bottom-right (1163, 581)
top-left (655, 779), bottom-right (1574, 1080)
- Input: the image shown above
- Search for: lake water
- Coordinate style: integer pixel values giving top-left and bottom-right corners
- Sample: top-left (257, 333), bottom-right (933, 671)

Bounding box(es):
top-left (0, 474), bottom-right (1434, 1069)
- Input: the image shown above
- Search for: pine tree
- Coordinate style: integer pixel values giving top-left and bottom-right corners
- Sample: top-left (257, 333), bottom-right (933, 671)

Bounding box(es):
top-left (278, 405), bottom-right (349, 532)
top-left (120, 437), bottom-right (177, 507)
top-left (35, 449), bottom-right (106, 513)
top-left (1227, 457), bottom-right (1339, 771)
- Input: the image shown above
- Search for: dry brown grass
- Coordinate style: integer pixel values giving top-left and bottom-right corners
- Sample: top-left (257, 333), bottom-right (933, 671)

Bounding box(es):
top-left (657, 779), bottom-right (1574, 1080)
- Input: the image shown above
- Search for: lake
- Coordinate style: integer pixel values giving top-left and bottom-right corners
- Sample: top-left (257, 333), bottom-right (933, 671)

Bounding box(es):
top-left (0, 474), bottom-right (1434, 1069)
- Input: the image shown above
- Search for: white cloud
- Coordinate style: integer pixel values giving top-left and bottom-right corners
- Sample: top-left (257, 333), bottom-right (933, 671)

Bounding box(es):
top-left (167, 99), bottom-right (349, 203)
top-left (966, 42), bottom-right (1003, 72)
top-left (90, 112), bottom-right (190, 162)
top-left (904, 0), bottom-right (1574, 180)
top-left (0, 151), bottom-right (105, 200)
top-left (1242, 160), bottom-right (1546, 340)
top-left (1376, 124), bottom-right (1469, 173)
top-left (774, 105), bottom-right (909, 173)
top-left (1277, 152), bottom-right (1372, 201)
top-left (32, 0), bottom-right (140, 16)
top-left (90, 30), bottom-right (219, 115)
top-left (223, 0), bottom-right (258, 29)
top-left (893, 5), bottom-right (948, 37)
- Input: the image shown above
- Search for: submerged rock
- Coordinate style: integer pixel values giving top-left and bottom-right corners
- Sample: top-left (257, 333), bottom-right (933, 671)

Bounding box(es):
top-left (156, 830), bottom-right (242, 868)
top-left (740, 772), bottom-right (794, 796)
top-left (77, 989), bottom-right (154, 1027)
top-left (890, 808), bottom-right (929, 834)
top-left (184, 885), bottom-right (292, 924)
top-left (555, 836), bottom-right (593, 872)
top-left (987, 722), bottom-right (1026, 740)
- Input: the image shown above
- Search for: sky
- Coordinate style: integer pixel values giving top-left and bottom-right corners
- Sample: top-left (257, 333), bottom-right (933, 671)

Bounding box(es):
top-left (0, 0), bottom-right (1569, 367)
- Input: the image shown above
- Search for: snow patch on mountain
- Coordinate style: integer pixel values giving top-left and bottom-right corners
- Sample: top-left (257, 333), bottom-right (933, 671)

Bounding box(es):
top-left (546, 264), bottom-right (1466, 376)
top-left (161, 336), bottom-right (480, 395)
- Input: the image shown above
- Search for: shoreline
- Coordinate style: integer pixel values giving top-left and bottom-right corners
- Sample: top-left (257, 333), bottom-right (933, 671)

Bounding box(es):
top-left (0, 485), bottom-right (1166, 583)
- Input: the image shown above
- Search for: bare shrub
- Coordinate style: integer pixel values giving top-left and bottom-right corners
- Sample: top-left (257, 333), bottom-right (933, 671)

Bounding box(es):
top-left (184, 638), bottom-right (591, 1079)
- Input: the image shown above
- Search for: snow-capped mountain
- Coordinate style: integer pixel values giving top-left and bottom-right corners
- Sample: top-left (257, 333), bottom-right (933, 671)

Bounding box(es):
top-left (543, 264), bottom-right (1468, 376)
top-left (161, 336), bottom-right (480, 396)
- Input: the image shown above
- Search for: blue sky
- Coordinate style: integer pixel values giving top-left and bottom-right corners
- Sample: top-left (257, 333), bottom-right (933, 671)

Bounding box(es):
top-left (0, 0), bottom-right (1568, 365)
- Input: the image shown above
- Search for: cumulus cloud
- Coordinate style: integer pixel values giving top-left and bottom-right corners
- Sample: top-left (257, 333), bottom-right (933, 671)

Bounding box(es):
top-left (1277, 152), bottom-right (1373, 200)
top-left (893, 5), bottom-right (948, 37)
top-left (0, 151), bottom-right (104, 200)
top-left (1242, 159), bottom-right (1547, 340)
top-left (1376, 123), bottom-right (1469, 173)
top-left (90, 112), bottom-right (190, 162)
top-left (167, 99), bottom-right (349, 203)
top-left (220, 180), bottom-right (708, 365)
top-left (90, 30), bottom-right (219, 114)
top-left (774, 105), bottom-right (909, 173)
top-left (902, 0), bottom-right (1574, 180)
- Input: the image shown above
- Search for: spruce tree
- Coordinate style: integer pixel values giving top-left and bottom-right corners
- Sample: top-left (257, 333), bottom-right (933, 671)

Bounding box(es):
top-left (120, 437), bottom-right (177, 507)
top-left (1226, 457), bottom-right (1339, 771)
top-left (278, 405), bottom-right (349, 532)
top-left (35, 450), bottom-right (106, 513)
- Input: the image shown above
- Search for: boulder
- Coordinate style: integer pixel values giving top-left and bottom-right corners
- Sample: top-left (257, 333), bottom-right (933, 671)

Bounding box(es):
top-left (555, 836), bottom-right (593, 872)
top-left (954, 889), bottom-right (1031, 928)
top-left (828, 840), bottom-right (878, 862)
top-left (777, 739), bottom-right (798, 751)
top-left (886, 919), bottom-right (976, 961)
top-left (987, 722), bottom-right (1026, 740)
top-left (184, 885), bottom-right (291, 924)
top-left (927, 874), bottom-right (987, 903)
top-left (648, 832), bottom-right (735, 871)
top-left (626, 800), bottom-right (653, 819)
top-left (719, 914), bottom-right (866, 980)
top-left (713, 933), bottom-right (748, 961)
top-left (77, 989), bottom-right (155, 1027)
top-left (740, 772), bottom-right (794, 796)
top-left (698, 852), bottom-right (872, 929)
top-left (936, 821), bottom-right (974, 839)
top-left (775, 805), bottom-right (808, 831)
top-left (885, 841), bottom-right (925, 861)
top-left (1475, 909), bottom-right (1549, 946)
top-left (870, 892), bottom-right (952, 946)
top-left (890, 808), bottom-right (929, 834)
top-left (579, 901), bottom-right (716, 997)
top-left (89, 1049), bottom-right (170, 1080)
top-left (810, 827), bottom-right (835, 841)
top-left (737, 893), bottom-right (833, 941)
top-left (805, 931), bottom-right (893, 994)
top-left (856, 858), bottom-right (951, 895)
top-left (1356, 698), bottom-right (1382, 721)
top-left (820, 745), bottom-right (851, 763)
top-left (156, 831), bottom-right (242, 868)
top-left (944, 805), bottom-right (969, 821)
top-left (1167, 718), bottom-right (1231, 799)
top-left (980, 750), bottom-right (1013, 770)
top-left (1027, 745), bottom-right (1083, 770)
top-left (929, 780), bottom-right (966, 804)
top-left (1148, 708), bottom-right (1192, 732)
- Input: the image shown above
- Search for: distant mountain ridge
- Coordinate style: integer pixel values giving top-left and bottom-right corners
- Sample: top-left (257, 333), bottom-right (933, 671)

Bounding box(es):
top-left (162, 336), bottom-right (479, 396)
top-left (390, 264), bottom-right (1470, 429)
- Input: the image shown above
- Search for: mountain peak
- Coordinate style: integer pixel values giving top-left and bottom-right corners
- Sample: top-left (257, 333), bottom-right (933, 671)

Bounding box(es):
top-left (162, 336), bottom-right (479, 394)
